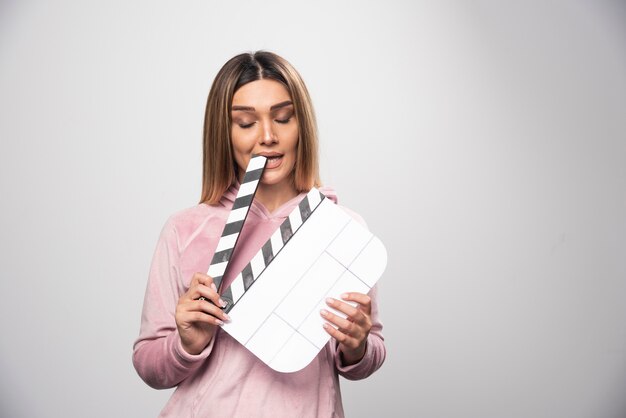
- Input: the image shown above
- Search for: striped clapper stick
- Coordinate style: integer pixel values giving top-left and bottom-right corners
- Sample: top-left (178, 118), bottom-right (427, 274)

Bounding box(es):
top-left (221, 188), bottom-right (387, 373)
top-left (203, 155), bottom-right (267, 298)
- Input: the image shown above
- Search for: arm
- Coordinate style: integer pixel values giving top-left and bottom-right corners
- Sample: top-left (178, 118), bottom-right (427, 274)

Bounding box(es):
top-left (132, 219), bottom-right (223, 389)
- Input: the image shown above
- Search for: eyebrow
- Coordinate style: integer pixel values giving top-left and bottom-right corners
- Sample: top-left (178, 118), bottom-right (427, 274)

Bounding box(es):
top-left (232, 100), bottom-right (293, 112)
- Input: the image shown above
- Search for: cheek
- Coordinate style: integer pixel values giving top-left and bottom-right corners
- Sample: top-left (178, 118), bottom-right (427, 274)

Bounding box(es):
top-left (230, 134), bottom-right (251, 171)
top-left (284, 126), bottom-right (299, 155)
top-left (231, 130), bottom-right (256, 154)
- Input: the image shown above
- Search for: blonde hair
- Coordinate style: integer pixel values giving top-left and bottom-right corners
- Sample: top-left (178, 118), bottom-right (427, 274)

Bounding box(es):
top-left (200, 51), bottom-right (320, 205)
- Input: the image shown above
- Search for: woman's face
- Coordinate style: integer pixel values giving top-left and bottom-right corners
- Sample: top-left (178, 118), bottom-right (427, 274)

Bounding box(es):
top-left (231, 79), bottom-right (298, 191)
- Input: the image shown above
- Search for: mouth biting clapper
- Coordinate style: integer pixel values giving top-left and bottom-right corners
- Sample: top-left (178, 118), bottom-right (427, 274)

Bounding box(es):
top-left (212, 156), bottom-right (387, 373)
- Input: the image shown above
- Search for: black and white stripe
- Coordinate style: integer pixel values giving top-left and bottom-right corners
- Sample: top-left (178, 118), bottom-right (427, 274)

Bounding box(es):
top-left (207, 155), bottom-right (267, 292)
top-left (221, 188), bottom-right (325, 312)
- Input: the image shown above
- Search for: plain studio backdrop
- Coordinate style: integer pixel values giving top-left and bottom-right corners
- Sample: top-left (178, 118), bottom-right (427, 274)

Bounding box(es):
top-left (1, 1), bottom-right (625, 417)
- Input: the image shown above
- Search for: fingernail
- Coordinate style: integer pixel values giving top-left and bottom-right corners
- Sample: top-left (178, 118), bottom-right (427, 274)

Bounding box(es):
top-left (320, 309), bottom-right (328, 317)
top-left (323, 323), bottom-right (330, 329)
top-left (216, 319), bottom-right (224, 326)
top-left (211, 283), bottom-right (217, 292)
top-left (341, 293), bottom-right (349, 299)
top-left (223, 313), bottom-right (230, 321)
top-left (326, 297), bottom-right (334, 305)
top-left (219, 299), bottom-right (226, 307)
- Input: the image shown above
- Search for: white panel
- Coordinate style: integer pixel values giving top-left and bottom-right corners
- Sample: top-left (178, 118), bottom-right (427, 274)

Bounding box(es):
top-left (348, 236), bottom-right (388, 287)
top-left (221, 197), bottom-right (387, 372)
top-left (246, 314), bottom-right (294, 365)
top-left (222, 199), bottom-right (350, 343)
top-left (324, 269), bottom-right (371, 319)
top-left (275, 252), bottom-right (345, 328)
top-left (326, 219), bottom-right (373, 267)
top-left (270, 332), bottom-right (319, 373)
top-left (297, 270), bottom-right (369, 348)
top-left (298, 300), bottom-right (331, 349)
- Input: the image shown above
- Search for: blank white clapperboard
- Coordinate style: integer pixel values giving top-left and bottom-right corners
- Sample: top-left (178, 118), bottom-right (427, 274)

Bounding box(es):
top-left (211, 155), bottom-right (387, 373)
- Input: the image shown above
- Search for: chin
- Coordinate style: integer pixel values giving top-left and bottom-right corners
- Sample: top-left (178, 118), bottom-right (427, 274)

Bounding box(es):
top-left (260, 177), bottom-right (285, 186)
top-left (260, 172), bottom-right (293, 187)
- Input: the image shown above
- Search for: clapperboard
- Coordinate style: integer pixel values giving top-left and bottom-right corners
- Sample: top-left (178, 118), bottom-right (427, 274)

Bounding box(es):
top-left (209, 155), bottom-right (387, 373)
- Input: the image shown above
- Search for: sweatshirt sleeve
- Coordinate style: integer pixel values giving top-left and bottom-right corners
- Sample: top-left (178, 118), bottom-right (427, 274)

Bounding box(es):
top-left (333, 284), bottom-right (386, 380)
top-left (132, 218), bottom-right (214, 389)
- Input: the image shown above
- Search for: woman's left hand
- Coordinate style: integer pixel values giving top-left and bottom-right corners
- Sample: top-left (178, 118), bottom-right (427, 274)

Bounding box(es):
top-left (320, 292), bottom-right (372, 366)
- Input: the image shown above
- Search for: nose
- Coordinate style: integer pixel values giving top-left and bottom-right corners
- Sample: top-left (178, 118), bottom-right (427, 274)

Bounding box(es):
top-left (260, 119), bottom-right (277, 145)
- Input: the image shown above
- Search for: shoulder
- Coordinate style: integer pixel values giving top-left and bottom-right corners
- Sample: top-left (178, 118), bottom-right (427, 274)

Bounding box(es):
top-left (337, 204), bottom-right (368, 229)
top-left (166, 203), bottom-right (225, 228)
top-left (160, 203), bottom-right (230, 251)
top-left (320, 185), bottom-right (369, 229)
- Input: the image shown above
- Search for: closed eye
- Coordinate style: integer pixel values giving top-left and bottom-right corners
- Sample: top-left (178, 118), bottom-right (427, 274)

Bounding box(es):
top-left (275, 117), bottom-right (291, 124)
top-left (238, 122), bottom-right (255, 129)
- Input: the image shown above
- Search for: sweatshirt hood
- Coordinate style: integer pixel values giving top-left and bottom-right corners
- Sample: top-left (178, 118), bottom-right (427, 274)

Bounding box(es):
top-left (219, 182), bottom-right (339, 219)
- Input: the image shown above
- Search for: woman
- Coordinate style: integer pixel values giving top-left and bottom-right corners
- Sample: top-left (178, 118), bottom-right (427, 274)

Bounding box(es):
top-left (133, 51), bottom-right (386, 417)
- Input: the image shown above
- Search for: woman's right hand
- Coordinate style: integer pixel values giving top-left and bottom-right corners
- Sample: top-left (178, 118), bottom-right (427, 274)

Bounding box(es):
top-left (175, 272), bottom-right (230, 355)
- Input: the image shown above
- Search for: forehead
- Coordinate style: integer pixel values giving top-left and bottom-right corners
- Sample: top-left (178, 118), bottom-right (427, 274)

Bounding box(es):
top-left (232, 79), bottom-right (292, 110)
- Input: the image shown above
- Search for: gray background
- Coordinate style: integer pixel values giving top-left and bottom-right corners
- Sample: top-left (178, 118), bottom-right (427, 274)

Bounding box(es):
top-left (1, 1), bottom-right (625, 417)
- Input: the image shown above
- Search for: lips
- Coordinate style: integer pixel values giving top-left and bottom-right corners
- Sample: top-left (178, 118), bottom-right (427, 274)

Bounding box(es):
top-left (257, 153), bottom-right (284, 169)
top-left (265, 155), bottom-right (283, 169)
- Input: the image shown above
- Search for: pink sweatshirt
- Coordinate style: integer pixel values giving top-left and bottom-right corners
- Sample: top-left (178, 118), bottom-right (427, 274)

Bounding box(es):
top-left (133, 184), bottom-right (386, 417)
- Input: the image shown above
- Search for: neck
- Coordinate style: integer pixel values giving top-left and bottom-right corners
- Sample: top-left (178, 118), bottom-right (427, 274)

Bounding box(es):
top-left (254, 181), bottom-right (298, 213)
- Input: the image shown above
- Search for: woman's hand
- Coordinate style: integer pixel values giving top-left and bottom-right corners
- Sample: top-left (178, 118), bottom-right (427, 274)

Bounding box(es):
top-left (175, 272), bottom-right (230, 355)
top-left (320, 292), bottom-right (372, 366)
